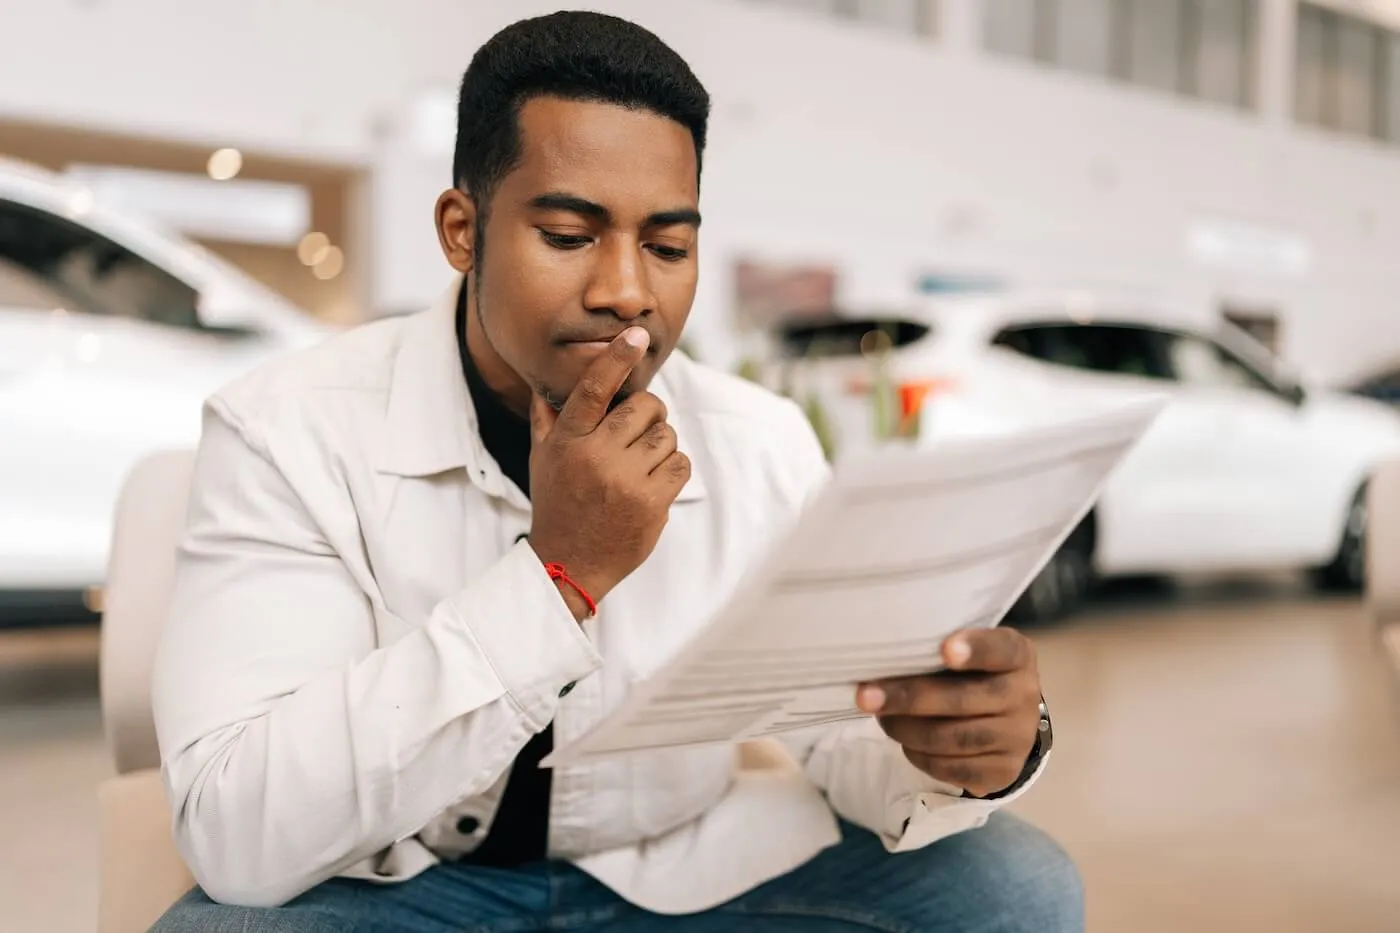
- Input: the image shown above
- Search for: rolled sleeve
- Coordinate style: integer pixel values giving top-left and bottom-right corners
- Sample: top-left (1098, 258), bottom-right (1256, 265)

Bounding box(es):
top-left (889, 750), bottom-right (1050, 853)
top-left (793, 717), bottom-right (1049, 854)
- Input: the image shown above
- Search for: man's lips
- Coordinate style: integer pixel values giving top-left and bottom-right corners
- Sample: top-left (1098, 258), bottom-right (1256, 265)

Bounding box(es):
top-left (559, 334), bottom-right (656, 352)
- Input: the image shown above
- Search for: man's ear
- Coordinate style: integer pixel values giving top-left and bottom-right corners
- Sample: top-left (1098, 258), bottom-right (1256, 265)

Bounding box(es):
top-left (434, 188), bottom-right (478, 275)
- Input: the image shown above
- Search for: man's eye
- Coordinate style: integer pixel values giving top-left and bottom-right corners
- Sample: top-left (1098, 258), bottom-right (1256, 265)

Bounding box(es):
top-left (539, 231), bottom-right (591, 250)
top-left (649, 244), bottom-right (690, 262)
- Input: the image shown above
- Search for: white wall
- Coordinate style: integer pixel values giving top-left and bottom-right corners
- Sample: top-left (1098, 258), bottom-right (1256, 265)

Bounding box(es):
top-left (5, 0), bottom-right (1400, 381)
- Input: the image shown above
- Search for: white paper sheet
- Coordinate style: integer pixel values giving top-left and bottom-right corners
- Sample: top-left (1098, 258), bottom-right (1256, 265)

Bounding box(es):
top-left (542, 396), bottom-right (1166, 768)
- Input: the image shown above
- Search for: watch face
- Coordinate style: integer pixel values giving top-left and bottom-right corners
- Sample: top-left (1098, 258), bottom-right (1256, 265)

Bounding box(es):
top-left (1036, 701), bottom-right (1053, 752)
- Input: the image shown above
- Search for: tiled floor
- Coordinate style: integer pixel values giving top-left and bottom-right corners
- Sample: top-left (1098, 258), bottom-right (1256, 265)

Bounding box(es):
top-left (1, 582), bottom-right (1398, 932)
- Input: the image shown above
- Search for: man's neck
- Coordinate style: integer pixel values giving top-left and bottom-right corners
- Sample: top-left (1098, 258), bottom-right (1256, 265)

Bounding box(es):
top-left (461, 282), bottom-right (531, 420)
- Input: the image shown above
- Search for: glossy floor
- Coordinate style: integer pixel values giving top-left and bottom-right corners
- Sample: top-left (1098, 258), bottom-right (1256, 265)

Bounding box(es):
top-left (1, 582), bottom-right (1398, 932)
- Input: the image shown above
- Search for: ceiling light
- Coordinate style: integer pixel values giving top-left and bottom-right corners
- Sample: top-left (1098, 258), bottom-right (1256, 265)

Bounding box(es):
top-left (312, 245), bottom-right (345, 280)
top-left (297, 231), bottom-right (331, 266)
top-left (207, 148), bottom-right (243, 181)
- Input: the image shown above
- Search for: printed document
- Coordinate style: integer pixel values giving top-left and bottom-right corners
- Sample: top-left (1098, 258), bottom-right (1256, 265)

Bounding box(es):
top-left (543, 397), bottom-right (1165, 768)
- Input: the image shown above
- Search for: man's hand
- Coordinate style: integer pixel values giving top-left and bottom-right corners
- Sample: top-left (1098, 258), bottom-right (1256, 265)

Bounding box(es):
top-left (856, 628), bottom-right (1043, 798)
top-left (528, 326), bottom-right (691, 620)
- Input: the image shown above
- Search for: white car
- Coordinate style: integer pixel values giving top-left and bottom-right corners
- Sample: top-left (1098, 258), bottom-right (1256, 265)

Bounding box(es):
top-left (763, 290), bottom-right (1400, 620)
top-left (0, 158), bottom-right (332, 622)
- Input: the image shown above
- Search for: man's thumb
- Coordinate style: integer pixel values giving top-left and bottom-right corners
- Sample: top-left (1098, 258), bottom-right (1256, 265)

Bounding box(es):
top-left (529, 392), bottom-right (557, 444)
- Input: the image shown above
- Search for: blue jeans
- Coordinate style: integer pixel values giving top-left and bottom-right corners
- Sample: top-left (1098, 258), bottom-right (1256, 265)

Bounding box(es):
top-left (151, 813), bottom-right (1082, 932)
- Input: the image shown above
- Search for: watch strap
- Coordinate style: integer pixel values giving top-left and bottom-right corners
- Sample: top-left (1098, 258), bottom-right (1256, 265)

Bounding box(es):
top-left (968, 696), bottom-right (1051, 801)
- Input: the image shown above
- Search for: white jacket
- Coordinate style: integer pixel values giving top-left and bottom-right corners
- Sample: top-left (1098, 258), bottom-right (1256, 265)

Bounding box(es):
top-left (151, 279), bottom-right (1041, 913)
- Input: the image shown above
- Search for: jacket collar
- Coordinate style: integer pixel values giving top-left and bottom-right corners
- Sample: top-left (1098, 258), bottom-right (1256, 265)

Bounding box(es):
top-left (377, 275), bottom-right (706, 503)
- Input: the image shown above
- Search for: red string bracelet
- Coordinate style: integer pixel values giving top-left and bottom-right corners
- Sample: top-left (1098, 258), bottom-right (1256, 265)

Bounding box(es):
top-left (544, 562), bottom-right (597, 617)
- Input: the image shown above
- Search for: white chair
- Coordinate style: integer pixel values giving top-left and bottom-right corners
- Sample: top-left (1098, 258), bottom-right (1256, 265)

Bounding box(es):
top-left (1367, 459), bottom-right (1400, 687)
top-left (97, 450), bottom-right (196, 933)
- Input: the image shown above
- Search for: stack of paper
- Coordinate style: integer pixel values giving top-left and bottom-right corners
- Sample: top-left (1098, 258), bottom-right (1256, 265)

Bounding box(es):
top-left (543, 398), bottom-right (1165, 768)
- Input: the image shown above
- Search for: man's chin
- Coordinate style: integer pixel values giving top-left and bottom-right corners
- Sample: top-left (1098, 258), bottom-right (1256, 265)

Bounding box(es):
top-left (539, 378), bottom-right (641, 414)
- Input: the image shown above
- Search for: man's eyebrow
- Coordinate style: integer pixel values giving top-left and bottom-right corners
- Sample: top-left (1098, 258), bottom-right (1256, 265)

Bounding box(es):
top-left (647, 208), bottom-right (702, 228)
top-left (528, 192), bottom-right (701, 229)
top-left (529, 192), bottom-right (609, 221)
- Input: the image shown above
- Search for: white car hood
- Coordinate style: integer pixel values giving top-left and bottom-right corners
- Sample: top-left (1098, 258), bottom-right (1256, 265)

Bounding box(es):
top-left (1303, 388), bottom-right (1400, 453)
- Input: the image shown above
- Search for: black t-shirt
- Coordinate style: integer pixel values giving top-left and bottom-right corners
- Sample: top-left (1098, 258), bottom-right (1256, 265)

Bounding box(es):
top-left (455, 292), bottom-right (554, 867)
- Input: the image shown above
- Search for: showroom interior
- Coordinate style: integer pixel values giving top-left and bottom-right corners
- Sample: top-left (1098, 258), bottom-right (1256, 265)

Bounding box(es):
top-left (3, 0), bottom-right (1400, 930)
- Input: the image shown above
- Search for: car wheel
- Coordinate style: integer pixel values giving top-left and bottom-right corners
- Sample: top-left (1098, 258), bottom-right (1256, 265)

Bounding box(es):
top-left (1010, 518), bottom-right (1095, 624)
top-left (1312, 485), bottom-right (1368, 593)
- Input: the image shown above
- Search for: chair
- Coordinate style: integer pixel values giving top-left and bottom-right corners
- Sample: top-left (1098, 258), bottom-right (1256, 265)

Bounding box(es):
top-left (1366, 459), bottom-right (1400, 689)
top-left (98, 450), bottom-right (197, 933)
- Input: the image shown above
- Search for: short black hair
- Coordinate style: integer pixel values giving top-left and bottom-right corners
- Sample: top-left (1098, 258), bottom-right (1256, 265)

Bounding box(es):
top-left (453, 11), bottom-right (710, 217)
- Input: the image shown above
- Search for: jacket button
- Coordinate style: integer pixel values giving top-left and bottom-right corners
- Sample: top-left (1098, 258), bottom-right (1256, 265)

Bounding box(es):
top-left (456, 816), bottom-right (481, 835)
top-left (559, 681), bottom-right (576, 697)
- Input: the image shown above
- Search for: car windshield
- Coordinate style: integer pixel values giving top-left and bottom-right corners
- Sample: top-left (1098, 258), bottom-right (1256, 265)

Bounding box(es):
top-left (0, 198), bottom-right (200, 327)
top-left (773, 315), bottom-right (933, 359)
top-left (1209, 321), bottom-right (1288, 382)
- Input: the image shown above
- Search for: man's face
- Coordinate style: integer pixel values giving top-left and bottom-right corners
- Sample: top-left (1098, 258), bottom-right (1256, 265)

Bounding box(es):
top-left (437, 96), bottom-right (701, 415)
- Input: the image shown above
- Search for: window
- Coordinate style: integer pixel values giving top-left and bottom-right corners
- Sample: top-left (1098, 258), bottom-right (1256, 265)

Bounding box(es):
top-left (1337, 15), bottom-right (1381, 135)
top-left (992, 323), bottom-right (1172, 379)
top-left (0, 256), bottom-right (70, 309)
top-left (1162, 333), bottom-right (1274, 392)
top-left (1295, 2), bottom-right (1398, 144)
top-left (1055, 0), bottom-right (1117, 77)
top-left (749, 0), bottom-right (938, 36)
top-left (0, 199), bottom-right (200, 330)
top-left (775, 315), bottom-right (932, 359)
top-left (1193, 0), bottom-right (1255, 106)
top-left (1387, 35), bottom-right (1400, 142)
top-left (1125, 0), bottom-right (1185, 94)
top-left (985, 0), bottom-right (1041, 59)
top-left (760, 0), bottom-right (847, 15)
top-left (982, 0), bottom-right (1258, 109)
top-left (1295, 3), bottom-right (1330, 125)
top-left (851, 0), bottom-right (937, 35)
top-left (1350, 366), bottom-right (1400, 402)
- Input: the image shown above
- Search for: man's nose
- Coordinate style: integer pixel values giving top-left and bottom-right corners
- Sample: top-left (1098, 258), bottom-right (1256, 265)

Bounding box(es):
top-left (585, 237), bottom-right (656, 320)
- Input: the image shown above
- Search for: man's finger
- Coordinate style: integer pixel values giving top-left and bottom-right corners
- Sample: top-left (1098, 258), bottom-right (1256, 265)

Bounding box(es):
top-left (901, 748), bottom-right (1023, 798)
top-left (529, 391), bottom-right (558, 445)
top-left (654, 450), bottom-right (692, 489)
top-left (856, 672), bottom-right (1018, 718)
top-left (555, 327), bottom-right (650, 436)
top-left (942, 627), bottom-right (1033, 674)
top-left (633, 420), bottom-right (679, 472)
top-left (878, 714), bottom-right (1005, 757)
top-left (605, 391), bottom-right (668, 446)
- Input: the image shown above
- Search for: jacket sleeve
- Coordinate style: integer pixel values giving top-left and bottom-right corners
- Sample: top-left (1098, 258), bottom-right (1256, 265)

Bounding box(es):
top-left (150, 398), bottom-right (601, 907)
top-left (767, 399), bottom-right (1048, 851)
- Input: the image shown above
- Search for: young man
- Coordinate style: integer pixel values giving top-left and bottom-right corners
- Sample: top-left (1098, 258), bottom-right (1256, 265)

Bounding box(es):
top-left (150, 11), bottom-right (1080, 932)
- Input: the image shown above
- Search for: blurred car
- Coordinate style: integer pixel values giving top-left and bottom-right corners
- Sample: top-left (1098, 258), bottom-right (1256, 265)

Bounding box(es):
top-left (764, 290), bottom-right (1400, 621)
top-left (0, 158), bottom-right (332, 623)
top-left (1345, 364), bottom-right (1400, 406)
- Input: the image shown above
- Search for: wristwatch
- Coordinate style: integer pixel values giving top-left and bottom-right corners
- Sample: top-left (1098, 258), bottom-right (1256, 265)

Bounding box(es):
top-left (972, 696), bottom-right (1052, 801)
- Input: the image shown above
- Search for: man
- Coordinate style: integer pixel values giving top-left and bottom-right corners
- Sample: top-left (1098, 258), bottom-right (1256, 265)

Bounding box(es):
top-left (151, 11), bottom-right (1080, 932)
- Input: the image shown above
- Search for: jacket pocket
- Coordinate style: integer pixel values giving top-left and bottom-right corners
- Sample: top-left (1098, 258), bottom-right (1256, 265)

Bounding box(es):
top-left (628, 746), bottom-right (735, 838)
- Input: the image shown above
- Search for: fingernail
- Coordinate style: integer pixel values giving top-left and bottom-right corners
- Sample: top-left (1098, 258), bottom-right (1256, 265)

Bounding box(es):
top-left (623, 327), bottom-right (650, 350)
top-left (857, 685), bottom-right (886, 713)
top-left (946, 638), bottom-right (971, 668)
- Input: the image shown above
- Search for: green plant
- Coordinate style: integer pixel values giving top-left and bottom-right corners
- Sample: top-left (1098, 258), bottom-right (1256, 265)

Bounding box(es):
top-left (734, 357), bottom-right (762, 384)
top-left (801, 391), bottom-right (838, 462)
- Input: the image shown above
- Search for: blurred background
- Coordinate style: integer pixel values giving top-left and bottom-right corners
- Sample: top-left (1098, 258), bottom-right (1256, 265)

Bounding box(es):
top-left (3, 1), bottom-right (1400, 930)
